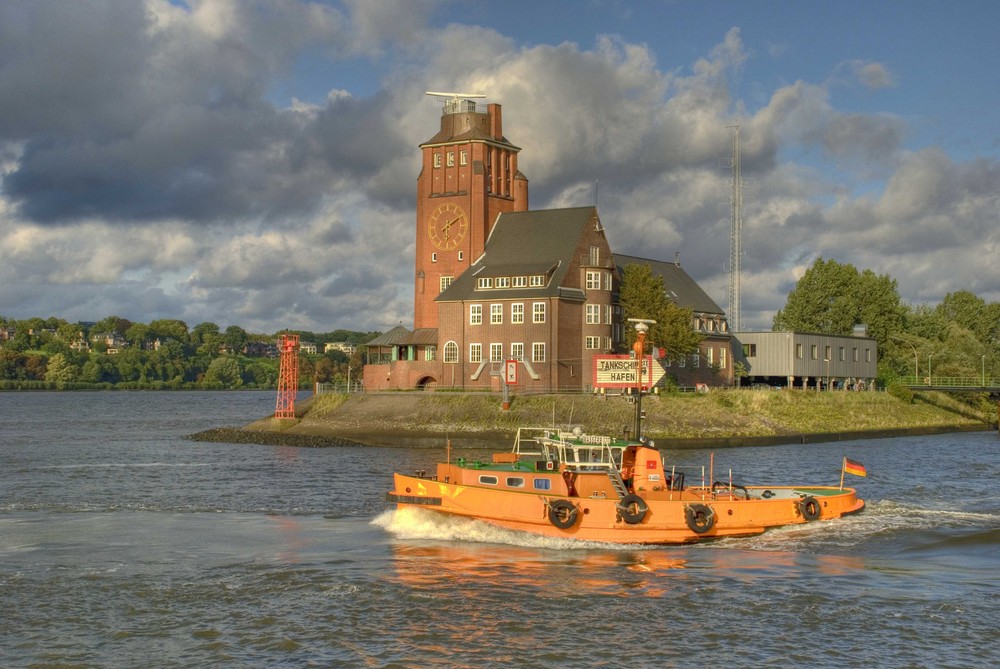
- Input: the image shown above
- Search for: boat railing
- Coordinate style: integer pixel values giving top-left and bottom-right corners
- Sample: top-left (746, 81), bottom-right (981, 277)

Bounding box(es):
top-left (511, 428), bottom-right (624, 471)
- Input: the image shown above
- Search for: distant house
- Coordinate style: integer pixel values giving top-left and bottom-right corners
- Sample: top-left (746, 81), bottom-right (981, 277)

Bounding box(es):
top-left (733, 330), bottom-right (878, 389)
top-left (614, 253), bottom-right (735, 388)
top-left (324, 342), bottom-right (357, 355)
top-left (91, 332), bottom-right (127, 349)
top-left (0, 326), bottom-right (15, 342)
top-left (244, 341), bottom-right (278, 358)
top-left (299, 341), bottom-right (318, 355)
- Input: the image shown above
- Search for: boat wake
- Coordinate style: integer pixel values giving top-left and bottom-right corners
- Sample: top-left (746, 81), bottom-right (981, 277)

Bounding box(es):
top-left (372, 507), bottom-right (642, 551)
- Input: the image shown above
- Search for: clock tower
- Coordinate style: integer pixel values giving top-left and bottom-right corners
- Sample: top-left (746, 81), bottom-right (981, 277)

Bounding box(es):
top-left (414, 95), bottom-right (529, 329)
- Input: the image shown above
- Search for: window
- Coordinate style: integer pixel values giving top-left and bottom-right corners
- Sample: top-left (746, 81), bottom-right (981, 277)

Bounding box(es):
top-left (444, 341), bottom-right (459, 363)
top-left (533, 302), bottom-right (546, 323)
top-left (589, 245), bottom-right (600, 265)
top-left (469, 343), bottom-right (482, 363)
top-left (506, 477), bottom-right (525, 488)
top-left (853, 347), bottom-right (859, 362)
top-left (824, 346), bottom-right (832, 361)
top-left (490, 343), bottom-right (503, 362)
top-left (796, 344), bottom-right (804, 359)
top-left (425, 346), bottom-right (436, 362)
top-left (512, 276), bottom-right (527, 288)
top-left (477, 277), bottom-right (493, 289)
top-left (811, 345), bottom-right (818, 360)
top-left (460, 150), bottom-right (467, 166)
top-left (431, 253), bottom-right (437, 263)
top-left (446, 151), bottom-right (454, 167)
top-left (533, 479), bottom-right (551, 491)
top-left (720, 347), bottom-right (727, 369)
top-left (693, 354), bottom-right (700, 368)
top-left (479, 475), bottom-right (498, 485)
top-left (604, 337), bottom-right (612, 350)
top-left (511, 343), bottom-right (524, 360)
top-left (743, 344), bottom-right (757, 357)
top-left (530, 275), bottom-right (545, 287)
top-left (433, 154), bottom-right (441, 168)
top-left (496, 277), bottom-right (510, 288)
top-left (605, 305), bottom-right (612, 325)
top-left (678, 355), bottom-right (686, 368)
top-left (865, 348), bottom-right (872, 363)
top-left (586, 336), bottom-right (601, 349)
top-left (586, 271), bottom-right (601, 290)
top-left (586, 304), bottom-right (601, 324)
top-left (604, 273), bottom-right (612, 291)
top-left (491, 304), bottom-right (503, 324)
top-left (511, 303), bottom-right (524, 324)
top-left (470, 304), bottom-right (482, 325)
top-left (532, 342), bottom-right (545, 363)
top-left (839, 346), bottom-right (845, 362)
top-left (439, 276), bottom-right (453, 292)
top-left (706, 348), bottom-right (714, 366)
top-left (458, 251), bottom-right (463, 261)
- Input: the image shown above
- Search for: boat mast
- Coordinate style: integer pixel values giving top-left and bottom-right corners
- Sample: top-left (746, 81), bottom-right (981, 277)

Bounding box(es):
top-left (628, 319), bottom-right (656, 439)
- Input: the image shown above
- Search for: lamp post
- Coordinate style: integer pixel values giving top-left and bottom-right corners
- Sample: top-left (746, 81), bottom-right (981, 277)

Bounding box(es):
top-left (890, 335), bottom-right (919, 381)
top-left (627, 318), bottom-right (656, 439)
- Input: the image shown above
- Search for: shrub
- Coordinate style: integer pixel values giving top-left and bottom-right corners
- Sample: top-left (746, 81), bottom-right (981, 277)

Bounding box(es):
top-left (887, 382), bottom-right (914, 404)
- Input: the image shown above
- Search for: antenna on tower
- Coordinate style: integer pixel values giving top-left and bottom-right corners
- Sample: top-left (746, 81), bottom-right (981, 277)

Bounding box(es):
top-left (726, 124), bottom-right (744, 332)
top-left (426, 91), bottom-right (487, 114)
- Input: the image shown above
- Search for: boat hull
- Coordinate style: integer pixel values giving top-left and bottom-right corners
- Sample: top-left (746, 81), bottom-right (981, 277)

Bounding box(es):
top-left (388, 473), bottom-right (865, 545)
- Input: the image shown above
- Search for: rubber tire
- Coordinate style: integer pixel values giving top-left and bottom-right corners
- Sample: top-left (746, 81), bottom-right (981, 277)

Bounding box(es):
top-left (548, 500), bottom-right (579, 529)
top-left (685, 503), bottom-right (716, 534)
top-left (618, 494), bottom-right (648, 524)
top-left (799, 495), bottom-right (821, 521)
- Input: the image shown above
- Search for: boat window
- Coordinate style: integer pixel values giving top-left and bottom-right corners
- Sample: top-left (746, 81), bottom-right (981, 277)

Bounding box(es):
top-left (506, 477), bottom-right (525, 488)
top-left (479, 475), bottom-right (498, 485)
top-left (533, 479), bottom-right (551, 491)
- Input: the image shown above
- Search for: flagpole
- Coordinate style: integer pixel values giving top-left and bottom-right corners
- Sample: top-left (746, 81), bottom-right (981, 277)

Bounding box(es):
top-left (839, 457), bottom-right (846, 490)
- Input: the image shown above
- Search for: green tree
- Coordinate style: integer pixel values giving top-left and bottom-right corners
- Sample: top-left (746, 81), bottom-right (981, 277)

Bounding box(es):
top-left (149, 319), bottom-right (189, 345)
top-left (618, 263), bottom-right (702, 359)
top-left (44, 353), bottom-right (78, 386)
top-left (203, 356), bottom-right (243, 388)
top-left (222, 325), bottom-right (249, 354)
top-left (125, 322), bottom-right (151, 349)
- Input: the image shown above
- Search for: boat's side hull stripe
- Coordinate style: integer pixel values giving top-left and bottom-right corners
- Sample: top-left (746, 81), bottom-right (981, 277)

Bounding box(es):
top-left (387, 492), bottom-right (442, 506)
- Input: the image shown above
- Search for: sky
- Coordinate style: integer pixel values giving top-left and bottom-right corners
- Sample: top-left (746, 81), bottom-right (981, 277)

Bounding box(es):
top-left (2, 0), bottom-right (998, 334)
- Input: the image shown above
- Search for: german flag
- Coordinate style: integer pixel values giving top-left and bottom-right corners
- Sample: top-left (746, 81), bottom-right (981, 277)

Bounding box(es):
top-left (843, 457), bottom-right (867, 478)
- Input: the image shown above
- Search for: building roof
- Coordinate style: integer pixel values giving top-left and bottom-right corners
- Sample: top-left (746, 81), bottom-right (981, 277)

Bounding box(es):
top-left (613, 253), bottom-right (725, 316)
top-left (365, 325), bottom-right (438, 348)
top-left (437, 206), bottom-right (603, 302)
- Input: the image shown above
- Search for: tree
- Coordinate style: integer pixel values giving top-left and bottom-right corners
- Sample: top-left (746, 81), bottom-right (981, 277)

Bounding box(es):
top-left (203, 356), bottom-right (243, 388)
top-left (44, 353), bottom-right (78, 386)
top-left (618, 264), bottom-right (702, 359)
top-left (149, 319), bottom-right (189, 345)
top-left (222, 325), bottom-right (249, 354)
top-left (773, 257), bottom-right (903, 351)
top-left (92, 315), bottom-right (132, 337)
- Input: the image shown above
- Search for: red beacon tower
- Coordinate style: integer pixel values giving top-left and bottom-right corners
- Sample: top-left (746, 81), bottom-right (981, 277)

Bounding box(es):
top-left (275, 333), bottom-right (300, 419)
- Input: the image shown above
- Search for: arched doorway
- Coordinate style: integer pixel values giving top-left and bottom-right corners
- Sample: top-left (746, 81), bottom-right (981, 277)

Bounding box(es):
top-left (416, 376), bottom-right (438, 390)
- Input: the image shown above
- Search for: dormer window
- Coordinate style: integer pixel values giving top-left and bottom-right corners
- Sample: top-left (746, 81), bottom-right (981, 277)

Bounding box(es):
top-left (477, 277), bottom-right (493, 289)
top-left (530, 275), bottom-right (545, 287)
top-left (496, 277), bottom-right (510, 288)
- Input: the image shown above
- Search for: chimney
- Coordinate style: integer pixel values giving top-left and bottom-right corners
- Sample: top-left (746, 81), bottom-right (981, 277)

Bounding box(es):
top-left (489, 103), bottom-right (502, 140)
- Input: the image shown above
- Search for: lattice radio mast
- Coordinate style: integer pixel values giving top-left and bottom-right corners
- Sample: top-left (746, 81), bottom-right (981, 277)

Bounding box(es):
top-left (275, 333), bottom-right (300, 419)
top-left (727, 125), bottom-right (744, 332)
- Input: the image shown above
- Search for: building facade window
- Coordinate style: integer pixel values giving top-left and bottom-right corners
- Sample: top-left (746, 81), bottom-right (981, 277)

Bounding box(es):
top-left (586, 304), bottom-right (601, 324)
top-left (693, 354), bottom-right (700, 368)
top-left (511, 343), bottom-right (524, 360)
top-left (470, 304), bottom-right (482, 325)
top-left (431, 253), bottom-right (437, 263)
top-left (439, 276), bottom-right (453, 292)
top-left (496, 277), bottom-right (511, 288)
top-left (425, 346), bottom-right (436, 361)
top-left (490, 343), bottom-right (503, 361)
top-left (604, 273), bottom-right (612, 291)
top-left (706, 348), bottom-right (714, 366)
top-left (433, 154), bottom-right (441, 168)
top-left (511, 303), bottom-right (524, 324)
top-left (796, 343), bottom-right (804, 359)
top-left (530, 275), bottom-right (545, 287)
top-left (446, 151), bottom-right (454, 166)
top-left (743, 344), bottom-right (757, 357)
top-left (512, 276), bottom-right (527, 288)
top-left (533, 302), bottom-right (546, 323)
top-left (460, 150), bottom-right (467, 165)
top-left (586, 271), bottom-right (601, 290)
top-left (720, 347), bottom-right (727, 369)
top-left (491, 304), bottom-right (503, 324)
top-left (811, 345), bottom-right (818, 360)
top-left (532, 342), bottom-right (546, 363)
top-left (469, 343), bottom-right (482, 363)
top-left (443, 341), bottom-right (458, 363)
top-left (585, 336), bottom-right (600, 349)
top-left (477, 277), bottom-right (493, 289)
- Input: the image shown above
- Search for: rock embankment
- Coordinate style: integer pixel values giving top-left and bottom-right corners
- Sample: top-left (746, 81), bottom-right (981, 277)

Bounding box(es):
top-left (188, 428), bottom-right (368, 448)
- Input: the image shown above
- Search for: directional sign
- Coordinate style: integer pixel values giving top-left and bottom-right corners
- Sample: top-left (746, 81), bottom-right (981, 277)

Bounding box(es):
top-left (593, 355), bottom-right (654, 389)
top-left (504, 359), bottom-right (518, 385)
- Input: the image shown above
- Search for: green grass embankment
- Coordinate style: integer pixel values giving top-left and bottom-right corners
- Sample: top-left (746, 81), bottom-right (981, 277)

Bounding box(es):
top-left (277, 389), bottom-right (993, 447)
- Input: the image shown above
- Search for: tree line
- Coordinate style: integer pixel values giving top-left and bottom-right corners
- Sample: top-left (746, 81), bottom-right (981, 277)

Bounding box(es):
top-left (0, 315), bottom-right (380, 390)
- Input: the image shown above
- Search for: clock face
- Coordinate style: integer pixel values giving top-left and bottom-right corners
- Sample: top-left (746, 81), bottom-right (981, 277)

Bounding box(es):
top-left (427, 202), bottom-right (468, 251)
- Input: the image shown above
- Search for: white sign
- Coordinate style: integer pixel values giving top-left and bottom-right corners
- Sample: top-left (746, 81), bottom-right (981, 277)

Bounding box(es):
top-left (592, 355), bottom-right (654, 388)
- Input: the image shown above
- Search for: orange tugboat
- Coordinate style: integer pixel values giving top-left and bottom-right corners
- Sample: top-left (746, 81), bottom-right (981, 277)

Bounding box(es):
top-left (386, 426), bottom-right (865, 545)
top-left (387, 321), bottom-right (865, 544)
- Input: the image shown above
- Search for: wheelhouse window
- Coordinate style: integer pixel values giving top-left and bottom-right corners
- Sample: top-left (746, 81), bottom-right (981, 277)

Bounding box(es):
top-left (533, 479), bottom-right (551, 491)
top-left (479, 475), bottom-right (498, 485)
top-left (506, 477), bottom-right (525, 488)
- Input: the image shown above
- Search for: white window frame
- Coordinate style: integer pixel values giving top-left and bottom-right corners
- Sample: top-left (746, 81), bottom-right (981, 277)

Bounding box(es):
top-left (532, 342), bottom-right (546, 363)
top-left (586, 304), bottom-right (601, 324)
top-left (443, 341), bottom-right (458, 363)
top-left (512, 276), bottom-right (527, 288)
top-left (530, 275), bottom-right (545, 287)
top-left (511, 303), bottom-right (524, 324)
top-left (491, 304), bottom-right (503, 324)
top-left (585, 336), bottom-right (600, 349)
top-left (496, 277), bottom-right (510, 288)
top-left (532, 302), bottom-right (546, 323)
top-left (510, 343), bottom-right (524, 360)
top-left (469, 343), bottom-right (482, 363)
top-left (470, 304), bottom-right (482, 325)
top-left (586, 271), bottom-right (601, 290)
top-left (490, 343), bottom-right (503, 362)
top-left (439, 276), bottom-right (453, 292)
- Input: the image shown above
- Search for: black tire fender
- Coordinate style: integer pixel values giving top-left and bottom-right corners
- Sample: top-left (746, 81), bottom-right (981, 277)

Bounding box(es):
top-left (617, 494), bottom-right (648, 524)
top-left (799, 495), bottom-right (822, 521)
top-left (547, 499), bottom-right (579, 529)
top-left (684, 503), bottom-right (716, 534)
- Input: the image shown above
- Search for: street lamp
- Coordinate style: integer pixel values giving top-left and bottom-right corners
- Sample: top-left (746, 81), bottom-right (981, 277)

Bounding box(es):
top-left (627, 318), bottom-right (656, 439)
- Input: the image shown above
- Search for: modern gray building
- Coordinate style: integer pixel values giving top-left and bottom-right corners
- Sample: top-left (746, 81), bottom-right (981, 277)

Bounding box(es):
top-left (733, 329), bottom-right (878, 390)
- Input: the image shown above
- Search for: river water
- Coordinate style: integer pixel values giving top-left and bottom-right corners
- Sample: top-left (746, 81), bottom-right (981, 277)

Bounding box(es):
top-left (1, 391), bottom-right (997, 668)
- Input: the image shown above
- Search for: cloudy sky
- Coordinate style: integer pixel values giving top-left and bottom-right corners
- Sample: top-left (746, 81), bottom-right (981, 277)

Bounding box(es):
top-left (2, 0), bottom-right (998, 334)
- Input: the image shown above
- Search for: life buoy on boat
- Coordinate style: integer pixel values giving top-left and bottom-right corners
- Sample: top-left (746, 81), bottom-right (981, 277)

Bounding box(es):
top-left (547, 500), bottom-right (579, 529)
top-left (617, 494), bottom-right (648, 524)
top-left (684, 503), bottom-right (716, 534)
top-left (799, 496), bottom-right (822, 521)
